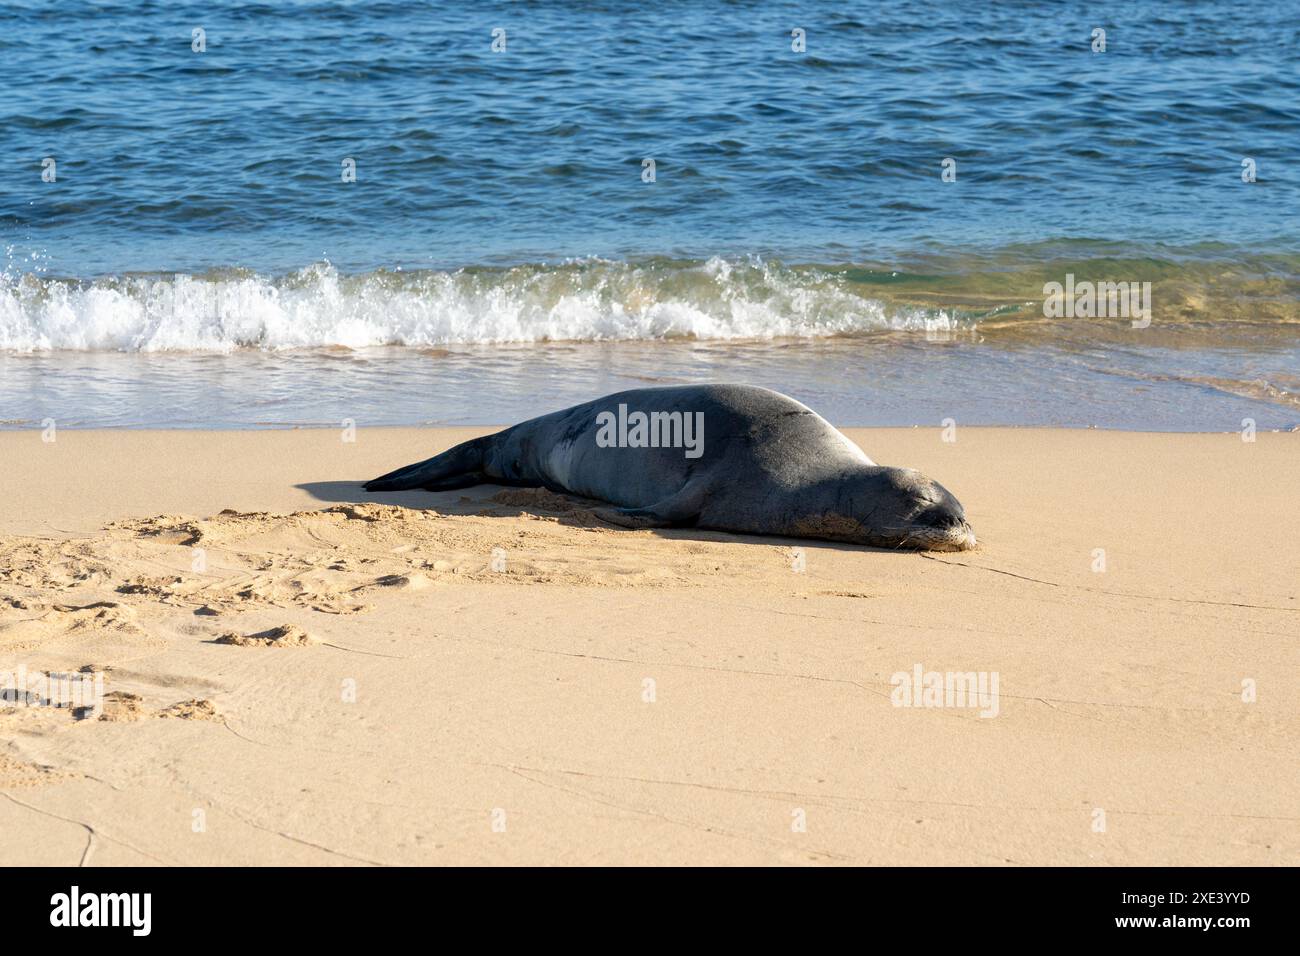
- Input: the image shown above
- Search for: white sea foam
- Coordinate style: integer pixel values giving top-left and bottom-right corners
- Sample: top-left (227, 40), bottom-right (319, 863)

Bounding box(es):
top-left (0, 259), bottom-right (957, 352)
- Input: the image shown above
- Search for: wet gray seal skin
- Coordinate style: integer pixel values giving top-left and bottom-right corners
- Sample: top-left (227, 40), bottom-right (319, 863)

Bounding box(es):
top-left (364, 384), bottom-right (977, 551)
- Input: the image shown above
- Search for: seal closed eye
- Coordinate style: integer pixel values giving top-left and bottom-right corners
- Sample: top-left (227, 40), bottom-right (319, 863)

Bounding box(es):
top-left (365, 384), bottom-right (976, 551)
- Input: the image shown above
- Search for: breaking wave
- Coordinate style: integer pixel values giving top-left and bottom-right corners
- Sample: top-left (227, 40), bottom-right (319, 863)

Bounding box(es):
top-left (0, 258), bottom-right (965, 352)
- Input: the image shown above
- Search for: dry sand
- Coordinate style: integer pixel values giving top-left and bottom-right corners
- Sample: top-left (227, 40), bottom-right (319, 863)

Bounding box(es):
top-left (0, 426), bottom-right (1296, 865)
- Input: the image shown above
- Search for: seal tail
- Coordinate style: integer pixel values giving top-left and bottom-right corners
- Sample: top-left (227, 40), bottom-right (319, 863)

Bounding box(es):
top-left (364, 436), bottom-right (490, 492)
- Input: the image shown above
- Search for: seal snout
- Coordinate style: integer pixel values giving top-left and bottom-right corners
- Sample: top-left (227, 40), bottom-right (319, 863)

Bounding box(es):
top-left (912, 503), bottom-right (977, 552)
top-left (940, 522), bottom-right (979, 552)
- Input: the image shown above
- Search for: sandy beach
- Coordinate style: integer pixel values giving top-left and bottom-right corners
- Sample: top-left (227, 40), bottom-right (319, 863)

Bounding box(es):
top-left (1, 426), bottom-right (1296, 866)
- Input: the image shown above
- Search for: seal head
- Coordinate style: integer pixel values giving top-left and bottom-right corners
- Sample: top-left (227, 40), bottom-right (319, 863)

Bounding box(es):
top-left (837, 466), bottom-right (976, 551)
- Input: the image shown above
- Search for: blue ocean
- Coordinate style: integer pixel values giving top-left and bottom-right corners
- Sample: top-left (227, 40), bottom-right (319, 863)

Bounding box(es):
top-left (2, 0), bottom-right (1298, 428)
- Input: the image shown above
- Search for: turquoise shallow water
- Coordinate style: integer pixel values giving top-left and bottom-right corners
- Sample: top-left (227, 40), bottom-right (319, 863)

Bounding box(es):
top-left (1, 0), bottom-right (1298, 428)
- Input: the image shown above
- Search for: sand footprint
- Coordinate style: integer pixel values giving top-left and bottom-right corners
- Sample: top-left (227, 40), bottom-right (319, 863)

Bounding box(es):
top-left (95, 691), bottom-right (145, 722)
top-left (214, 624), bottom-right (315, 648)
top-left (367, 572), bottom-right (433, 591)
top-left (156, 698), bottom-right (220, 720)
top-left (95, 693), bottom-right (220, 722)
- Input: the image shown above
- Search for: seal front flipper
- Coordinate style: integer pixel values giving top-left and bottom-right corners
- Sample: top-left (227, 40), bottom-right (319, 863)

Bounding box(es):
top-left (364, 436), bottom-right (490, 492)
top-left (593, 505), bottom-right (676, 529)
top-left (594, 479), bottom-right (708, 529)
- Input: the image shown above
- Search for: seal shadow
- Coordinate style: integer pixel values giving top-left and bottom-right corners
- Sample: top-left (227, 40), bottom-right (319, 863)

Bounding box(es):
top-left (296, 480), bottom-right (476, 514)
top-left (295, 480), bottom-right (891, 554)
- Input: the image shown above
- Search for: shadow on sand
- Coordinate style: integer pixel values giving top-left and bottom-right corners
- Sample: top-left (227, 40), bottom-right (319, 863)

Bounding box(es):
top-left (296, 480), bottom-right (515, 519)
top-left (294, 479), bottom-right (866, 553)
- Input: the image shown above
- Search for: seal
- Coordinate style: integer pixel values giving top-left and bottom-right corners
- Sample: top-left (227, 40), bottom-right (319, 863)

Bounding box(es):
top-left (364, 384), bottom-right (976, 551)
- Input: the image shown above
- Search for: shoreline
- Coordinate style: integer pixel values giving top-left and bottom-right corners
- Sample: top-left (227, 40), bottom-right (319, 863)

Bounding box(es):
top-left (2, 427), bottom-right (1296, 864)
top-left (7, 338), bottom-right (1300, 433)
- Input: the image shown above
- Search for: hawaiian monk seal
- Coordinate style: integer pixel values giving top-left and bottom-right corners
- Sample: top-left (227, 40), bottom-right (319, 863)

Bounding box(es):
top-left (364, 384), bottom-right (976, 551)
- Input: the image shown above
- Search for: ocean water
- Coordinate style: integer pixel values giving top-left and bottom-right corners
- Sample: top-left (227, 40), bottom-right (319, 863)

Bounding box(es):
top-left (2, 0), bottom-right (1298, 429)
